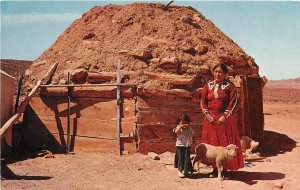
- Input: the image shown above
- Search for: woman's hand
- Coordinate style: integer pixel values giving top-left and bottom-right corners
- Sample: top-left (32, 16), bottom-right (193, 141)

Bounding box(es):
top-left (217, 115), bottom-right (226, 125)
top-left (206, 114), bottom-right (215, 123)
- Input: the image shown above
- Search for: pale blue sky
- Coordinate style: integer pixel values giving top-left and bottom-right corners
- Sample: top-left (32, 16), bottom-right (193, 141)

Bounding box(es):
top-left (1, 1), bottom-right (299, 80)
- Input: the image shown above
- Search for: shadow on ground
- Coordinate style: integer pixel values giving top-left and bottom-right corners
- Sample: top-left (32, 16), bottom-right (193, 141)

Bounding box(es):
top-left (227, 171), bottom-right (285, 185)
top-left (188, 171), bottom-right (285, 185)
top-left (260, 130), bottom-right (298, 157)
top-left (1, 164), bottom-right (52, 180)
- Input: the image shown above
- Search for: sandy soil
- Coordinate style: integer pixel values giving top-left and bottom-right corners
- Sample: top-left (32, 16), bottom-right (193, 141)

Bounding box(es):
top-left (1, 100), bottom-right (300, 190)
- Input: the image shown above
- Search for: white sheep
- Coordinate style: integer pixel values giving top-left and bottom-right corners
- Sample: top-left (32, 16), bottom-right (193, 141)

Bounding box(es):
top-left (192, 143), bottom-right (238, 180)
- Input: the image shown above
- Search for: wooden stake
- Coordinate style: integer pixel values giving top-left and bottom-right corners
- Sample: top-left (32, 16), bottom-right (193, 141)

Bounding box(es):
top-left (14, 75), bottom-right (23, 114)
top-left (0, 63), bottom-right (58, 137)
top-left (116, 61), bottom-right (121, 156)
top-left (162, 0), bottom-right (174, 10)
top-left (67, 72), bottom-right (71, 152)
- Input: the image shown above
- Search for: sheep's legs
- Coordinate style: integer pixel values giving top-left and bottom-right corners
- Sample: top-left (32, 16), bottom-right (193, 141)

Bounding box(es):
top-left (192, 155), bottom-right (201, 173)
top-left (216, 161), bottom-right (223, 181)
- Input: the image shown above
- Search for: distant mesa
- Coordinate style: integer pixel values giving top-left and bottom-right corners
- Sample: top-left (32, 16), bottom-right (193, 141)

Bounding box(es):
top-left (1, 59), bottom-right (32, 95)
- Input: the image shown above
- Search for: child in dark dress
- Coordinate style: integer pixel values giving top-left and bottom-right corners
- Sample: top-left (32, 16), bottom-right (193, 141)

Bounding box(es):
top-left (173, 113), bottom-right (195, 178)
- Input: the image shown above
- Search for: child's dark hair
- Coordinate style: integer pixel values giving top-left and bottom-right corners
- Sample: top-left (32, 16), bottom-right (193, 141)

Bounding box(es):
top-left (177, 113), bottom-right (191, 124)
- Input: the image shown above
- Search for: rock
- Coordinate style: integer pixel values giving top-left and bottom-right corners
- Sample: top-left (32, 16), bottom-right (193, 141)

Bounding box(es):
top-left (195, 44), bottom-right (208, 55)
top-left (25, 69), bottom-right (31, 76)
top-left (264, 158), bottom-right (272, 162)
top-left (150, 58), bottom-right (161, 64)
top-left (51, 75), bottom-right (60, 85)
top-left (273, 182), bottom-right (284, 189)
top-left (71, 69), bottom-right (88, 84)
top-left (32, 60), bottom-right (47, 67)
top-left (59, 79), bottom-right (67, 84)
top-left (129, 49), bottom-right (153, 60)
top-left (148, 152), bottom-right (160, 160)
top-left (86, 71), bottom-right (116, 83)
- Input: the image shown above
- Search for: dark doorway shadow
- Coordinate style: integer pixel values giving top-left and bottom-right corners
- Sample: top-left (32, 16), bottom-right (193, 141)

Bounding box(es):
top-left (259, 130), bottom-right (298, 157)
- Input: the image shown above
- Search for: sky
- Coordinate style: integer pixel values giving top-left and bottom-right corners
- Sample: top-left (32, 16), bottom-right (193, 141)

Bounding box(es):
top-left (1, 1), bottom-right (300, 80)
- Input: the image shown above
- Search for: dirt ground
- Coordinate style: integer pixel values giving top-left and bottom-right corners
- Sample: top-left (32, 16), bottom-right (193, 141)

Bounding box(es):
top-left (1, 98), bottom-right (300, 190)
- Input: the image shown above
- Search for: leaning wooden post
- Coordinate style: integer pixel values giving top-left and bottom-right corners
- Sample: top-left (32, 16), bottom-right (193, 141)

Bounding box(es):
top-left (14, 75), bottom-right (23, 114)
top-left (162, 0), bottom-right (174, 10)
top-left (0, 63), bottom-right (58, 138)
top-left (116, 61), bottom-right (121, 156)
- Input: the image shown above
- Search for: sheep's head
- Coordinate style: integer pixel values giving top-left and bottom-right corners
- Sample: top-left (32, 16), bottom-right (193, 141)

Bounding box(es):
top-left (226, 144), bottom-right (238, 157)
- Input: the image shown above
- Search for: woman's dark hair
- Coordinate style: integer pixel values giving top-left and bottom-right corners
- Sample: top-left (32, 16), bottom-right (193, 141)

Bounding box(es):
top-left (177, 113), bottom-right (191, 124)
top-left (213, 63), bottom-right (228, 73)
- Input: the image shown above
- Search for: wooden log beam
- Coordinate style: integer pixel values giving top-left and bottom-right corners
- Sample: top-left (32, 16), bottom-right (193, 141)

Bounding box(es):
top-left (39, 86), bottom-right (136, 98)
top-left (86, 71), bottom-right (116, 83)
top-left (143, 71), bottom-right (196, 85)
top-left (0, 63), bottom-right (58, 138)
top-left (40, 83), bottom-right (138, 87)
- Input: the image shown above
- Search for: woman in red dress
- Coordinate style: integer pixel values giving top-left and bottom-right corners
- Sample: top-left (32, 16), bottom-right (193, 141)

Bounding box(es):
top-left (200, 63), bottom-right (244, 175)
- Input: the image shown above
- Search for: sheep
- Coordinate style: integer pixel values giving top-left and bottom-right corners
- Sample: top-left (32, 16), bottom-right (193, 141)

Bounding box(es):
top-left (192, 143), bottom-right (238, 180)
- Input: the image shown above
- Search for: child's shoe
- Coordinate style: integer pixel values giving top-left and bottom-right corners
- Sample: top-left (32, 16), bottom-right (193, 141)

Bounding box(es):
top-left (177, 171), bottom-right (185, 178)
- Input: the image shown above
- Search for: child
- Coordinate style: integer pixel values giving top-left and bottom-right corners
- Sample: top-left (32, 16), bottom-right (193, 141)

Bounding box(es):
top-left (173, 113), bottom-right (195, 178)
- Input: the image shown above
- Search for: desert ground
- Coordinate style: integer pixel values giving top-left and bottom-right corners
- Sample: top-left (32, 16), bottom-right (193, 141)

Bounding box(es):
top-left (1, 79), bottom-right (300, 190)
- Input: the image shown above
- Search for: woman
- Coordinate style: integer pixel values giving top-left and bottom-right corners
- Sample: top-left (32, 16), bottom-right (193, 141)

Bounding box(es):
top-left (200, 63), bottom-right (244, 175)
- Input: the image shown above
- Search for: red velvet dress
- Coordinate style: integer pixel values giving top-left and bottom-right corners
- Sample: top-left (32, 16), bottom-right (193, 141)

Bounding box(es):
top-left (201, 80), bottom-right (244, 170)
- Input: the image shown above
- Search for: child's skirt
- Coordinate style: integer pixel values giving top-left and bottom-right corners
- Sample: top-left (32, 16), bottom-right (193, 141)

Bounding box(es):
top-left (174, 146), bottom-right (193, 175)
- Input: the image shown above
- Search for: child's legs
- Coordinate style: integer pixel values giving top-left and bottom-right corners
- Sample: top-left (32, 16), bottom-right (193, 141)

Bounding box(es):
top-left (183, 147), bottom-right (193, 174)
top-left (174, 147), bottom-right (186, 172)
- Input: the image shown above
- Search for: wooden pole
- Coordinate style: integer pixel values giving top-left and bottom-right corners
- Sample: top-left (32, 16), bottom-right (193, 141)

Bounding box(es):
top-left (0, 63), bottom-right (58, 138)
top-left (14, 75), bottom-right (23, 114)
top-left (66, 72), bottom-right (71, 152)
top-left (162, 0), bottom-right (174, 10)
top-left (116, 61), bottom-right (121, 156)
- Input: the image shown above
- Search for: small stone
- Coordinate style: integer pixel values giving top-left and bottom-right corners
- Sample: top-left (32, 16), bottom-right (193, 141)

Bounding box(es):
top-left (148, 152), bottom-right (160, 160)
top-left (264, 158), bottom-right (272, 162)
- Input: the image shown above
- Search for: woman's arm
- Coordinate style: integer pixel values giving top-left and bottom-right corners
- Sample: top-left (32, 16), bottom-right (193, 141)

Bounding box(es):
top-left (201, 84), bottom-right (214, 123)
top-left (217, 83), bottom-right (238, 125)
top-left (200, 83), bottom-right (209, 115)
top-left (224, 83), bottom-right (238, 117)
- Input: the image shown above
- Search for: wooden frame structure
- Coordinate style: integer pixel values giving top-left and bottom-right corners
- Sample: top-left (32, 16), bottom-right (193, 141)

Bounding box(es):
top-left (19, 74), bottom-right (263, 155)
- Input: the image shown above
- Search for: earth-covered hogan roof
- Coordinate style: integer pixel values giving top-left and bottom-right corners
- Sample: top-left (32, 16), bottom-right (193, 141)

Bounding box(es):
top-left (27, 3), bottom-right (259, 93)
